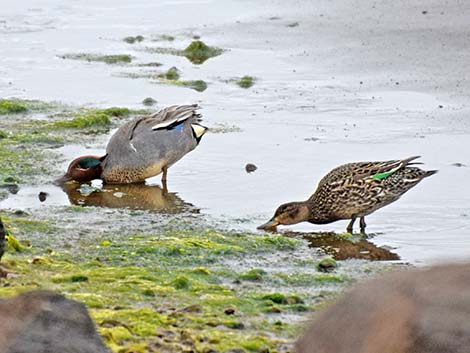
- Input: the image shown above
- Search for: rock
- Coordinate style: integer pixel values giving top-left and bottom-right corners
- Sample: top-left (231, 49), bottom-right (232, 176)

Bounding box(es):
top-left (224, 306), bottom-right (236, 315)
top-left (245, 163), bottom-right (257, 173)
top-left (316, 257), bottom-right (337, 273)
top-left (38, 191), bottom-right (48, 202)
top-left (0, 218), bottom-right (5, 261)
top-left (297, 263), bottom-right (470, 353)
top-left (142, 97), bottom-right (157, 106)
top-left (0, 183), bottom-right (19, 195)
top-left (0, 290), bottom-right (110, 353)
top-left (452, 162), bottom-right (467, 167)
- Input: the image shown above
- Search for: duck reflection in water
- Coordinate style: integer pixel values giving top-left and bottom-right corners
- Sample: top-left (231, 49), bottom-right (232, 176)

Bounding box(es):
top-left (60, 182), bottom-right (198, 214)
top-left (284, 231), bottom-right (399, 261)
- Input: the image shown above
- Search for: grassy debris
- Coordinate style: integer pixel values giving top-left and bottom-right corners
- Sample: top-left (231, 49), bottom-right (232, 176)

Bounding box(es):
top-left (60, 53), bottom-right (133, 65)
top-left (182, 40), bottom-right (223, 64)
top-left (237, 76), bottom-right (255, 89)
top-left (0, 99), bottom-right (28, 115)
top-left (123, 35), bottom-right (144, 44)
top-left (158, 67), bottom-right (180, 80)
top-left (145, 40), bottom-right (223, 65)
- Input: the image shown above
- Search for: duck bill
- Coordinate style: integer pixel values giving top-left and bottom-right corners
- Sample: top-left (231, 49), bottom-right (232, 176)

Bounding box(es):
top-left (53, 174), bottom-right (72, 185)
top-left (257, 219), bottom-right (280, 231)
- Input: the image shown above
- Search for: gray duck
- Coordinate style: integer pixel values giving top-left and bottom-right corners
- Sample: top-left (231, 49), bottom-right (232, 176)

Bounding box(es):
top-left (58, 104), bottom-right (207, 184)
top-left (258, 156), bottom-right (437, 233)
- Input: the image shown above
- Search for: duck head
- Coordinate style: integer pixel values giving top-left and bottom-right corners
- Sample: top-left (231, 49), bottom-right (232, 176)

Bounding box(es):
top-left (55, 155), bottom-right (105, 184)
top-left (258, 201), bottom-right (310, 231)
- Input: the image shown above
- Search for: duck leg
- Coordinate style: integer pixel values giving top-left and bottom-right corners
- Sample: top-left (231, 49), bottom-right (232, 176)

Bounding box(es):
top-left (162, 166), bottom-right (168, 183)
top-left (346, 216), bottom-right (356, 233)
top-left (162, 179), bottom-right (168, 195)
top-left (360, 217), bottom-right (367, 234)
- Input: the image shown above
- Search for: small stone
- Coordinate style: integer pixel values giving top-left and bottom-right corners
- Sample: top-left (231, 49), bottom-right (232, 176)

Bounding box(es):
top-left (316, 257), bottom-right (337, 273)
top-left (245, 163), bottom-right (257, 173)
top-left (31, 257), bottom-right (50, 265)
top-left (422, 10), bottom-right (428, 14)
top-left (224, 306), bottom-right (236, 315)
top-left (182, 304), bottom-right (202, 313)
top-left (38, 191), bottom-right (48, 202)
top-left (142, 97), bottom-right (157, 106)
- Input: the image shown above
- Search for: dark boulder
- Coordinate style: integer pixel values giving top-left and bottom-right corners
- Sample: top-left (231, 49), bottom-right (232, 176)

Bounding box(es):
top-left (0, 291), bottom-right (110, 353)
top-left (297, 263), bottom-right (470, 353)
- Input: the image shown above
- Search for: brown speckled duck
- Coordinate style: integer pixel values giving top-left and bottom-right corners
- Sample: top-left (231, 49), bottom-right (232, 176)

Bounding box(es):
top-left (258, 156), bottom-right (437, 233)
top-left (58, 104), bottom-right (207, 184)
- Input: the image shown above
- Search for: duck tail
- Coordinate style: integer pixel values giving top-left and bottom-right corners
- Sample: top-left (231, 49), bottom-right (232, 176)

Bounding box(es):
top-left (402, 155), bottom-right (421, 166)
top-left (424, 170), bottom-right (438, 178)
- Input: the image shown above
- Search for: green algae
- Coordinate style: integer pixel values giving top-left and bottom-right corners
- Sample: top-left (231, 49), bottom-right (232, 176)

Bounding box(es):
top-left (0, 219), bottom-right (310, 352)
top-left (240, 269), bottom-right (266, 281)
top-left (157, 67), bottom-right (208, 92)
top-left (158, 67), bottom-right (180, 80)
top-left (51, 112), bottom-right (111, 129)
top-left (149, 34), bottom-right (176, 42)
top-left (136, 62), bottom-right (162, 67)
top-left (145, 40), bottom-right (223, 64)
top-left (192, 266), bottom-right (211, 275)
top-left (61, 53), bottom-right (133, 65)
top-left (183, 40), bottom-right (223, 64)
top-left (123, 35), bottom-right (144, 44)
top-left (263, 294), bottom-right (303, 307)
top-left (178, 79), bottom-right (208, 92)
top-left (237, 76), bottom-right (255, 89)
top-left (0, 216), bottom-right (388, 353)
top-left (158, 34), bottom-right (175, 41)
top-left (276, 272), bottom-right (349, 286)
top-left (45, 107), bottom-right (131, 131)
top-left (6, 233), bottom-right (26, 252)
top-left (286, 22), bottom-right (299, 27)
top-left (172, 275), bottom-right (190, 290)
top-left (0, 99), bottom-right (28, 114)
top-left (0, 143), bottom-right (52, 183)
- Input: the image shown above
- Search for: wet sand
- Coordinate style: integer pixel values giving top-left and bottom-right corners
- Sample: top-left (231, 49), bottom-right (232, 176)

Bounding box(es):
top-left (1, 0), bottom-right (470, 264)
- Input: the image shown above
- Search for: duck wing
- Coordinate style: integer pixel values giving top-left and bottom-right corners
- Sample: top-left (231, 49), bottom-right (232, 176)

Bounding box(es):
top-left (150, 104), bottom-right (202, 130)
top-left (351, 156), bottom-right (422, 182)
top-left (309, 156), bottom-right (423, 201)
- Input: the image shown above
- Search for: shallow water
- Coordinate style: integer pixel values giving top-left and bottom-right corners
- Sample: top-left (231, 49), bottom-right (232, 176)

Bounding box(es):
top-left (1, 0), bottom-right (470, 265)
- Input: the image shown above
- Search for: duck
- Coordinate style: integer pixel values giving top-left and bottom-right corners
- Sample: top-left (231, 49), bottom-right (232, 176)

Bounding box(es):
top-left (57, 104), bottom-right (207, 184)
top-left (258, 156), bottom-right (437, 233)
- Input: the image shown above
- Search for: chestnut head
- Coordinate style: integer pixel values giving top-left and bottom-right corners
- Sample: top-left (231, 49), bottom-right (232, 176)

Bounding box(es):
top-left (55, 155), bottom-right (105, 184)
